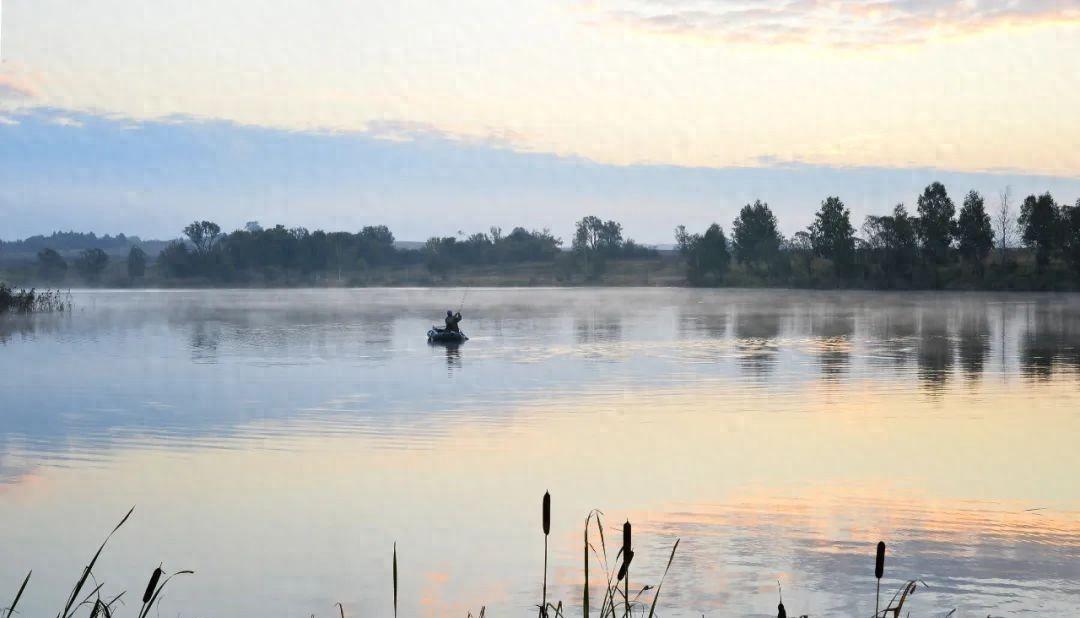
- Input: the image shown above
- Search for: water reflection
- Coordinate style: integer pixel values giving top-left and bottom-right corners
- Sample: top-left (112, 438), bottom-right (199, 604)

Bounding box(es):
top-left (732, 308), bottom-right (781, 376)
top-left (808, 309), bottom-right (853, 378)
top-left (434, 341), bottom-right (463, 371)
top-left (633, 490), bottom-right (1080, 616)
top-left (574, 313), bottom-right (622, 344)
top-left (917, 310), bottom-right (953, 391)
top-left (1020, 302), bottom-right (1080, 380)
top-left (957, 306), bottom-right (991, 379)
top-left (2, 288), bottom-right (1079, 615)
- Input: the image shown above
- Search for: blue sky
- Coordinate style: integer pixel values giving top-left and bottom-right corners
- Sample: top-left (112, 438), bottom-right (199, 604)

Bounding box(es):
top-left (2, 108), bottom-right (1078, 243)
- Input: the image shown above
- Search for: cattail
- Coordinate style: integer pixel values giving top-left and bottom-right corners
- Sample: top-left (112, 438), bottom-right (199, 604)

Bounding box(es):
top-left (777, 580), bottom-right (786, 618)
top-left (622, 520), bottom-right (633, 616)
top-left (875, 542), bottom-right (885, 579)
top-left (543, 492), bottom-right (551, 536)
top-left (541, 492), bottom-right (550, 618)
top-left (142, 566), bottom-right (163, 604)
top-left (874, 541), bottom-right (886, 617)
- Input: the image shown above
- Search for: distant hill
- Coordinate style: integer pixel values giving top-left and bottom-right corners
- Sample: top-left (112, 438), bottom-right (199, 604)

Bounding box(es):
top-left (0, 232), bottom-right (170, 260)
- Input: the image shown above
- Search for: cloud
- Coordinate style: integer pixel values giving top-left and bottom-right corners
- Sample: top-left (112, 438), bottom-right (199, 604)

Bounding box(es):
top-left (47, 116), bottom-right (84, 127)
top-left (0, 74), bottom-right (37, 99)
top-left (584, 0), bottom-right (1080, 48)
top-left (363, 119), bottom-right (529, 150)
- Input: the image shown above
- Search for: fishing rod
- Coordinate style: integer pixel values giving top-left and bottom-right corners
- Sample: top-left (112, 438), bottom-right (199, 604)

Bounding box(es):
top-left (457, 289), bottom-right (469, 314)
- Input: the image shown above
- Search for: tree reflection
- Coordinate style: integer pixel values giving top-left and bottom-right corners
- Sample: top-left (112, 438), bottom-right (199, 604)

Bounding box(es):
top-left (575, 314), bottom-right (622, 345)
top-left (1019, 303), bottom-right (1080, 380)
top-left (733, 309), bottom-right (781, 377)
top-left (956, 308), bottom-right (991, 380)
top-left (809, 310), bottom-right (854, 379)
top-left (917, 311), bottom-right (953, 391)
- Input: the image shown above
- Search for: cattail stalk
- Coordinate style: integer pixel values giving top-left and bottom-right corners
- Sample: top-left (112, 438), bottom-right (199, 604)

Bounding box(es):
top-left (622, 521), bottom-right (632, 618)
top-left (542, 491), bottom-right (551, 618)
top-left (393, 543), bottom-right (399, 618)
top-left (874, 541), bottom-right (885, 617)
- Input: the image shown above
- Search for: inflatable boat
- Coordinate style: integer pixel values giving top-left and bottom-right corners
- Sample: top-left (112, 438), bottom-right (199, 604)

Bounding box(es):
top-left (427, 327), bottom-right (469, 343)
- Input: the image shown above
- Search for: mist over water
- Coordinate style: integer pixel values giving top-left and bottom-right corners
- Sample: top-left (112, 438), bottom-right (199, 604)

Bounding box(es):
top-left (1, 288), bottom-right (1078, 616)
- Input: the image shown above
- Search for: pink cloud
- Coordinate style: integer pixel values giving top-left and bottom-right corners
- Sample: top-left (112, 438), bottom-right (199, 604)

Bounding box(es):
top-left (0, 74), bottom-right (38, 99)
top-left (585, 0), bottom-right (1080, 48)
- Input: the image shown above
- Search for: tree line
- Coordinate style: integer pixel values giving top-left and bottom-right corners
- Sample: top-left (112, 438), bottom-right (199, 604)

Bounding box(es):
top-left (676, 183), bottom-right (1080, 289)
top-left (17, 217), bottom-right (657, 285)
top-left (9, 182), bottom-right (1080, 289)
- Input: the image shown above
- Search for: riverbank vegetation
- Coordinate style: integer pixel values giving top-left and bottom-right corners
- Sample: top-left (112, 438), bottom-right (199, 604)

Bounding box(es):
top-left (3, 183), bottom-right (1078, 290)
top-left (0, 283), bottom-right (71, 315)
top-left (676, 184), bottom-right (1080, 291)
top-left (3, 496), bottom-right (934, 618)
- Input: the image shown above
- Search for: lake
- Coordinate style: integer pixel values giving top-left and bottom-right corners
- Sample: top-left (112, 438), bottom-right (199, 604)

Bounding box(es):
top-left (1, 288), bottom-right (1078, 617)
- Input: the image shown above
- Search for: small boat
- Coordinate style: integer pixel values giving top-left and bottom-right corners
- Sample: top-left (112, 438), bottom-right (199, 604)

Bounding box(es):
top-left (427, 327), bottom-right (469, 343)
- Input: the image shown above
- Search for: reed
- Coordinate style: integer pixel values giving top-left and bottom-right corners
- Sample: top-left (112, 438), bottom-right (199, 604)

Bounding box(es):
top-left (0, 284), bottom-right (72, 315)
top-left (4, 497), bottom-right (952, 617)
top-left (3, 570), bottom-right (30, 618)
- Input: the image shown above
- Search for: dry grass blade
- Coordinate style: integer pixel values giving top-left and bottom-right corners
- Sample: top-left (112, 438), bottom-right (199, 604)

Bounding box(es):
top-left (393, 542), bottom-right (399, 618)
top-left (4, 570), bottom-right (31, 618)
top-left (75, 582), bottom-right (107, 613)
top-left (885, 580), bottom-right (917, 617)
top-left (335, 602), bottom-right (345, 618)
top-left (584, 512), bottom-right (595, 618)
top-left (646, 539), bottom-right (679, 618)
top-left (59, 506), bottom-right (135, 618)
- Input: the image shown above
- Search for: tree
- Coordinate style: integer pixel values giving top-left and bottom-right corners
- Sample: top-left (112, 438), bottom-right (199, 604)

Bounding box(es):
top-left (75, 248), bottom-right (109, 282)
top-left (955, 190), bottom-right (994, 272)
top-left (1018, 192), bottom-right (1059, 271)
top-left (573, 216), bottom-right (604, 254)
top-left (809, 196), bottom-right (855, 271)
top-left (573, 216), bottom-right (624, 256)
top-left (183, 220), bottom-right (222, 255)
top-left (1060, 199), bottom-right (1080, 275)
top-left (127, 246), bottom-right (147, 280)
top-left (37, 248), bottom-right (68, 282)
top-left (676, 223), bottom-right (730, 285)
top-left (732, 200), bottom-right (783, 267)
top-left (157, 241), bottom-right (193, 278)
top-left (862, 204), bottom-right (918, 285)
top-left (916, 182), bottom-right (956, 264)
top-left (996, 186), bottom-right (1014, 264)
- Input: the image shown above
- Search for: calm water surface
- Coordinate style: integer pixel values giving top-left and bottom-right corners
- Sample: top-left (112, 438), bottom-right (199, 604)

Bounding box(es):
top-left (1, 288), bottom-right (1078, 617)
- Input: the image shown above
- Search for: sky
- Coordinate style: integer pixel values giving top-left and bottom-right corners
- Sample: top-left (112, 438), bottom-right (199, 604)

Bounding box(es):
top-left (1, 0), bottom-right (1078, 243)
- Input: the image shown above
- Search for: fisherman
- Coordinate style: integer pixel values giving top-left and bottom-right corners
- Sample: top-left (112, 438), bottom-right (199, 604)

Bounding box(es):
top-left (444, 309), bottom-right (463, 333)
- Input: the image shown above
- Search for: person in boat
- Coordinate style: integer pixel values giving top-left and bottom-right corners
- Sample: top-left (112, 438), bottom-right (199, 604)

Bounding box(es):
top-left (444, 309), bottom-right (463, 333)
